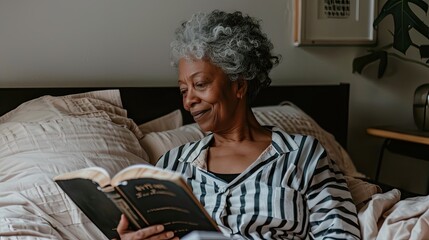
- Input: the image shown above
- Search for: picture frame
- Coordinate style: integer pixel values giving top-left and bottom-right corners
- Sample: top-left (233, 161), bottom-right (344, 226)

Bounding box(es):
top-left (293, 0), bottom-right (378, 46)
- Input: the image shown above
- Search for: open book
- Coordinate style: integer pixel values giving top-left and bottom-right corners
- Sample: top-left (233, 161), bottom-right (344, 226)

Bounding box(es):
top-left (54, 164), bottom-right (219, 240)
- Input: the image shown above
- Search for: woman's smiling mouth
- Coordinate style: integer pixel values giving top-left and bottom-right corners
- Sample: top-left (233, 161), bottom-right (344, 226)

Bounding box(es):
top-left (191, 110), bottom-right (209, 120)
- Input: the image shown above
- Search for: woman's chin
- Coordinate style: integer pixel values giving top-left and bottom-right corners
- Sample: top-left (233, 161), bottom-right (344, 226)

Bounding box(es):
top-left (196, 122), bottom-right (212, 133)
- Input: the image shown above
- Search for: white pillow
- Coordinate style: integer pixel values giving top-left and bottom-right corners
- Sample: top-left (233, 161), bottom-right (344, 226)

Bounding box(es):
top-left (139, 123), bottom-right (205, 165)
top-left (138, 109), bottom-right (183, 135)
top-left (1, 90), bottom-right (123, 123)
top-left (252, 102), bottom-right (364, 178)
top-left (0, 89), bottom-right (147, 174)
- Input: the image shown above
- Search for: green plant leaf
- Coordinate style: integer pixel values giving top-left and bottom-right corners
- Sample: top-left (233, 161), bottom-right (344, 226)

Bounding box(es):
top-left (352, 51), bottom-right (388, 78)
top-left (373, 0), bottom-right (429, 54)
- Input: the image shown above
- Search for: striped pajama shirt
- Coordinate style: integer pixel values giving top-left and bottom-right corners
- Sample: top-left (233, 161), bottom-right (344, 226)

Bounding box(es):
top-left (156, 127), bottom-right (360, 239)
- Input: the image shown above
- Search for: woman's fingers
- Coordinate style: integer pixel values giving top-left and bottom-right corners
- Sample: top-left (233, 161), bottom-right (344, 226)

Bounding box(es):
top-left (131, 225), bottom-right (164, 239)
top-left (117, 214), bottom-right (131, 234)
top-left (145, 231), bottom-right (179, 240)
top-left (123, 226), bottom-right (176, 240)
top-left (117, 215), bottom-right (176, 240)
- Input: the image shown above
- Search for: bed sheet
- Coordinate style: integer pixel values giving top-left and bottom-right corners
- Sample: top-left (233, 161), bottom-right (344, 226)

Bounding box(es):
top-left (359, 189), bottom-right (429, 240)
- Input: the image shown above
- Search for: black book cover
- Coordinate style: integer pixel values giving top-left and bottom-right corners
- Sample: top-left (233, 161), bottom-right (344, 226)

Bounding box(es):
top-left (55, 178), bottom-right (122, 239)
top-left (54, 165), bottom-right (219, 239)
top-left (115, 178), bottom-right (218, 238)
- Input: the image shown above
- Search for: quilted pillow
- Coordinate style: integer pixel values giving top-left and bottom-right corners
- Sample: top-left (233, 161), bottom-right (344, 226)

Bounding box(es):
top-left (0, 89), bottom-right (146, 175)
top-left (252, 102), bottom-right (363, 178)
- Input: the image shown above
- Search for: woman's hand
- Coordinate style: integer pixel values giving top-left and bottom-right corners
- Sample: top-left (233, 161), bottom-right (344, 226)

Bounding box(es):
top-left (117, 214), bottom-right (179, 240)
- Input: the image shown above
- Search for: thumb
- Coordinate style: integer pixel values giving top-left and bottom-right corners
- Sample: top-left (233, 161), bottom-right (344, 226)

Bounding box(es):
top-left (117, 214), bottom-right (130, 234)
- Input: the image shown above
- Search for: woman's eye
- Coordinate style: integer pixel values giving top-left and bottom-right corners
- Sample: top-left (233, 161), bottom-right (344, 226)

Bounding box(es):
top-left (195, 82), bottom-right (207, 89)
top-left (179, 89), bottom-right (187, 95)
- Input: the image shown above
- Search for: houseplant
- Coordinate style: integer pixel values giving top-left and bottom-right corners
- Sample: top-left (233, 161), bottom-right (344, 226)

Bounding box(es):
top-left (353, 0), bottom-right (429, 78)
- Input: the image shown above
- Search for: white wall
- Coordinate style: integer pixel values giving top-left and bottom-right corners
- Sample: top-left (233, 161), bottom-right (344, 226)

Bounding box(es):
top-left (1, 0), bottom-right (428, 193)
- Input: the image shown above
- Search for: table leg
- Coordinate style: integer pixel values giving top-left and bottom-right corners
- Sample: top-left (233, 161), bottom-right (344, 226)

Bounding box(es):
top-left (375, 139), bottom-right (390, 182)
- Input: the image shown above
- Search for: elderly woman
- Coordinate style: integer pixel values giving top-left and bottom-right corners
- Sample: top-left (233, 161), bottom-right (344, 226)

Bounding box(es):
top-left (118, 10), bottom-right (360, 240)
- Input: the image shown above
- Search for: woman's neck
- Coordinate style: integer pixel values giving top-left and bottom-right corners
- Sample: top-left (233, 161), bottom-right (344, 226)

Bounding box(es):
top-left (211, 110), bottom-right (270, 146)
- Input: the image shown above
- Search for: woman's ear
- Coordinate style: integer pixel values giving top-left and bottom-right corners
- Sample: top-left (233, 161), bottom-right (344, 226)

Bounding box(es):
top-left (236, 79), bottom-right (247, 99)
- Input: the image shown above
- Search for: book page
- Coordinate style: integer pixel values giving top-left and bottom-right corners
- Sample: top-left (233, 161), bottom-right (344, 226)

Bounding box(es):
top-left (111, 164), bottom-right (183, 186)
top-left (54, 166), bottom-right (111, 188)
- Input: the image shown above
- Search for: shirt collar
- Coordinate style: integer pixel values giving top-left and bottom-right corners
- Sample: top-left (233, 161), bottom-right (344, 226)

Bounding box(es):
top-left (177, 126), bottom-right (299, 165)
top-left (270, 126), bottom-right (299, 154)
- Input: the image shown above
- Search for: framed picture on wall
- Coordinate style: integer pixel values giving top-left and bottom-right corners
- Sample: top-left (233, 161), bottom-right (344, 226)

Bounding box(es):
top-left (293, 0), bottom-right (378, 46)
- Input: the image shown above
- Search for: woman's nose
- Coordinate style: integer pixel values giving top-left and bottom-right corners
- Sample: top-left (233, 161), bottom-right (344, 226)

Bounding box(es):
top-left (184, 88), bottom-right (199, 109)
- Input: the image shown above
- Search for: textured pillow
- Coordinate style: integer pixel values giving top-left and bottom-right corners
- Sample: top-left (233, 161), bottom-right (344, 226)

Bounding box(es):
top-left (0, 89), bottom-right (141, 137)
top-left (345, 176), bottom-right (382, 211)
top-left (252, 102), bottom-right (364, 178)
top-left (138, 109), bottom-right (183, 135)
top-left (0, 89), bottom-right (146, 173)
top-left (139, 123), bottom-right (205, 165)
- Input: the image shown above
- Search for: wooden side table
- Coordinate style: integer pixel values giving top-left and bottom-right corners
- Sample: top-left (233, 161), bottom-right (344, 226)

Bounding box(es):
top-left (367, 126), bottom-right (429, 194)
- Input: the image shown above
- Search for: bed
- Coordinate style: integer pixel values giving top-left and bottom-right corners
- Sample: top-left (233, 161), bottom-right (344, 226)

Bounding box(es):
top-left (0, 83), bottom-right (427, 240)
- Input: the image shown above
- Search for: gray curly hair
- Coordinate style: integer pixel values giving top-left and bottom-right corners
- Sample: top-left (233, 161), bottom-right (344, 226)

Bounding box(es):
top-left (170, 10), bottom-right (280, 103)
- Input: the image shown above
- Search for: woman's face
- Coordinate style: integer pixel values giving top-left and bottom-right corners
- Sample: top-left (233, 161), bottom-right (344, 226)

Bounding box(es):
top-left (178, 58), bottom-right (242, 132)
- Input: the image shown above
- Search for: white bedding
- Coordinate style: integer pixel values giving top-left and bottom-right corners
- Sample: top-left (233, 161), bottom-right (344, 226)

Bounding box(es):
top-left (358, 189), bottom-right (429, 240)
top-left (0, 90), bottom-right (146, 239)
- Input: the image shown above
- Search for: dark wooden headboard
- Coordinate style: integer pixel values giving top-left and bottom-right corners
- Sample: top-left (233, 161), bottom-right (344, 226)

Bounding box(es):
top-left (0, 83), bottom-right (349, 148)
